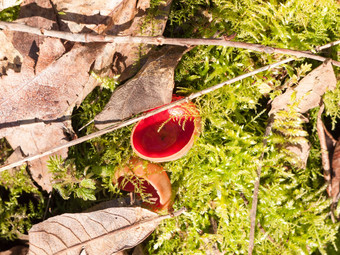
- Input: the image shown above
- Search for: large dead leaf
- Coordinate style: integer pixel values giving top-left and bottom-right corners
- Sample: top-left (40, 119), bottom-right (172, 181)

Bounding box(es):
top-left (108, 0), bottom-right (173, 81)
top-left (0, 0), bottom-right (106, 191)
top-left (269, 60), bottom-right (337, 168)
top-left (28, 207), bottom-right (183, 255)
top-left (0, 40), bottom-right (102, 192)
top-left (0, 44), bottom-right (102, 128)
top-left (95, 46), bottom-right (189, 129)
top-left (0, 0), bottom-right (172, 191)
top-left (269, 60), bottom-right (337, 115)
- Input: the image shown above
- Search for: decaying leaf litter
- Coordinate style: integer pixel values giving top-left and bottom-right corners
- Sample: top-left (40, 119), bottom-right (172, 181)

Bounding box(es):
top-left (0, 0), bottom-right (176, 253)
top-left (0, 0), bottom-right (171, 192)
top-left (0, 0), bottom-right (340, 254)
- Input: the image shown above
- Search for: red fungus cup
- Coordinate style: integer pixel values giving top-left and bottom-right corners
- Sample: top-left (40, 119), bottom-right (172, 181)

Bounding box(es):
top-left (131, 96), bottom-right (201, 162)
top-left (113, 157), bottom-right (172, 211)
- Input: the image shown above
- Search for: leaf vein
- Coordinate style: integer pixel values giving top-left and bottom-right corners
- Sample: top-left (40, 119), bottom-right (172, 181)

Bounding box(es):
top-left (60, 215), bottom-right (92, 239)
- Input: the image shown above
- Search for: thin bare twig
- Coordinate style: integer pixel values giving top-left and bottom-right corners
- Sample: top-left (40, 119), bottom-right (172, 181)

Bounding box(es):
top-left (0, 21), bottom-right (340, 67)
top-left (0, 58), bottom-right (294, 173)
top-left (239, 192), bottom-right (278, 246)
top-left (317, 104), bottom-right (332, 191)
top-left (315, 40), bottom-right (340, 52)
top-left (316, 104), bottom-right (338, 223)
top-left (248, 117), bottom-right (274, 255)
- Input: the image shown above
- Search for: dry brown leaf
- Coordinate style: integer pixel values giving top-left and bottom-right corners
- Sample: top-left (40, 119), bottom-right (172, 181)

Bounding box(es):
top-left (0, 0), bottom-right (106, 191)
top-left (0, 42), bottom-right (103, 191)
top-left (285, 140), bottom-right (310, 169)
top-left (3, 146), bottom-right (26, 176)
top-left (269, 59), bottom-right (337, 115)
top-left (35, 37), bottom-right (65, 74)
top-left (51, 0), bottom-right (172, 80)
top-left (0, 44), bottom-right (102, 129)
top-left (269, 60), bottom-right (337, 168)
top-left (95, 46), bottom-right (189, 129)
top-left (1, 0), bottom-right (59, 77)
top-left (0, 0), bottom-right (67, 191)
top-left (28, 207), bottom-right (183, 255)
top-left (5, 122), bottom-right (69, 192)
top-left (51, 0), bottom-right (125, 33)
top-left (109, 0), bottom-right (173, 81)
top-left (0, 0), bottom-right (172, 191)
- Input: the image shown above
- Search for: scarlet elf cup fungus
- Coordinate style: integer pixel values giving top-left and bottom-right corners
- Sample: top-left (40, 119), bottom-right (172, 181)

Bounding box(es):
top-left (113, 157), bottom-right (172, 211)
top-left (131, 96), bottom-right (201, 162)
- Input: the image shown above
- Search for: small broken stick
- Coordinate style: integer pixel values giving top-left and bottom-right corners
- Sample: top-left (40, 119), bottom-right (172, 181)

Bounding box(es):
top-left (317, 103), bottom-right (340, 222)
top-left (317, 104), bottom-right (333, 196)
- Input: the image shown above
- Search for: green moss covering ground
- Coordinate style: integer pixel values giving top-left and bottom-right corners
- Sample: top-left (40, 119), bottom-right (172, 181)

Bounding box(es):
top-left (1, 0), bottom-right (340, 254)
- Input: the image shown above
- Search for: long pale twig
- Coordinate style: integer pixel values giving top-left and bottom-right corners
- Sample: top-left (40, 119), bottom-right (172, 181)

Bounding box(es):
top-left (315, 40), bottom-right (340, 52)
top-left (239, 192), bottom-right (278, 246)
top-left (0, 58), bottom-right (294, 173)
top-left (0, 21), bottom-right (339, 67)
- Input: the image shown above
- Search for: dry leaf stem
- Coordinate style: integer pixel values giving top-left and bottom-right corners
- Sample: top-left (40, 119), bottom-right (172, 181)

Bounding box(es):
top-left (315, 40), bottom-right (340, 52)
top-left (240, 192), bottom-right (277, 246)
top-left (248, 117), bottom-right (274, 255)
top-left (317, 104), bottom-right (332, 191)
top-left (317, 104), bottom-right (339, 223)
top-left (0, 58), bottom-right (294, 172)
top-left (0, 21), bottom-right (339, 67)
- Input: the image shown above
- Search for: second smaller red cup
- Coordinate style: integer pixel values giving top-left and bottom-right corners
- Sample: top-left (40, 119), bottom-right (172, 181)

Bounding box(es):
top-left (113, 157), bottom-right (172, 211)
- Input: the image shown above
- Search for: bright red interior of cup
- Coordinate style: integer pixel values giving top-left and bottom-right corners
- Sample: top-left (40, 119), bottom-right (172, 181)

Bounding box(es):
top-left (117, 176), bottom-right (161, 208)
top-left (132, 108), bottom-right (195, 159)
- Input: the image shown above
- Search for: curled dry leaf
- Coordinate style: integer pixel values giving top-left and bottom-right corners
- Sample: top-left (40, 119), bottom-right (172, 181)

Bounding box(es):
top-left (0, 0), bottom-right (106, 191)
top-left (0, 0), bottom-right (172, 191)
top-left (269, 59), bottom-right (337, 115)
top-left (109, 0), bottom-right (173, 81)
top-left (95, 46), bottom-right (189, 129)
top-left (0, 42), bottom-right (103, 191)
top-left (270, 59), bottom-right (337, 168)
top-left (317, 104), bottom-right (333, 196)
top-left (28, 207), bottom-right (185, 255)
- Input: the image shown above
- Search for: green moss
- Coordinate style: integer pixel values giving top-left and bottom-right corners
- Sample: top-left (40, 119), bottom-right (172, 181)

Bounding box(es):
top-left (147, 0), bottom-right (340, 254)
top-left (0, 5), bottom-right (20, 22)
top-left (0, 166), bottom-right (44, 240)
top-left (1, 0), bottom-right (340, 253)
